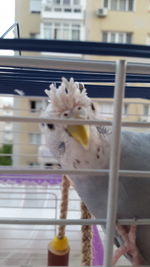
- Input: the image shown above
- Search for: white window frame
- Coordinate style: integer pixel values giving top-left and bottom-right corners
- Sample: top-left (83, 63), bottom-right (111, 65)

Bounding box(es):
top-left (29, 133), bottom-right (41, 145)
top-left (102, 31), bottom-right (132, 44)
top-left (63, 0), bottom-right (71, 4)
top-left (29, 100), bottom-right (46, 112)
top-left (30, 33), bottom-right (41, 39)
top-left (103, 0), bottom-right (135, 11)
top-left (100, 103), bottom-right (113, 117)
top-left (143, 104), bottom-right (150, 117)
top-left (123, 103), bottom-right (129, 116)
top-left (53, 0), bottom-right (80, 5)
top-left (45, 0), bottom-right (81, 12)
top-left (43, 22), bottom-right (81, 40)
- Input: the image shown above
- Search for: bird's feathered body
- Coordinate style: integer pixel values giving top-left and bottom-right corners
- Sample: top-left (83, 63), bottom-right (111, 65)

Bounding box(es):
top-left (43, 77), bottom-right (150, 264)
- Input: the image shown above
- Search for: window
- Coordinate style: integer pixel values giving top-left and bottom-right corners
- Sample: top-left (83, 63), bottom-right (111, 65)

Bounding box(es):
top-left (143, 104), bottom-right (149, 116)
top-left (64, 8), bottom-right (72, 11)
top-left (103, 0), bottom-right (134, 11)
top-left (63, 0), bottom-right (70, 4)
top-left (30, 33), bottom-right (40, 39)
top-left (3, 129), bottom-right (12, 142)
top-left (72, 24), bottom-right (80, 40)
top-left (29, 100), bottom-right (43, 112)
top-left (102, 31), bottom-right (132, 44)
top-left (44, 6), bottom-right (52, 11)
top-left (44, 23), bottom-right (53, 39)
top-left (43, 23), bottom-right (81, 40)
top-left (104, 0), bottom-right (108, 7)
top-left (74, 0), bottom-right (80, 4)
top-left (29, 162), bottom-right (39, 166)
top-left (54, 7), bottom-right (62, 11)
top-left (111, 0), bottom-right (117, 10)
top-left (29, 133), bottom-right (41, 145)
top-left (53, 0), bottom-right (61, 4)
top-left (120, 0), bottom-right (126, 10)
top-left (74, 8), bottom-right (81, 12)
top-left (123, 103), bottom-right (129, 115)
top-left (45, 0), bottom-right (81, 12)
top-left (53, 0), bottom-right (80, 5)
top-left (54, 23), bottom-right (62, 39)
top-left (30, 0), bottom-right (41, 13)
top-left (100, 103), bottom-right (113, 117)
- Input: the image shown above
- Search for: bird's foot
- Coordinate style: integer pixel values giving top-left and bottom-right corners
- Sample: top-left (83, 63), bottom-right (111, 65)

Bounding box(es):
top-left (112, 225), bottom-right (144, 266)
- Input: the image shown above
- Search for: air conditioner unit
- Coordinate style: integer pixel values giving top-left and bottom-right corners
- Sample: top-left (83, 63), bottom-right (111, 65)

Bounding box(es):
top-left (96, 8), bottom-right (108, 17)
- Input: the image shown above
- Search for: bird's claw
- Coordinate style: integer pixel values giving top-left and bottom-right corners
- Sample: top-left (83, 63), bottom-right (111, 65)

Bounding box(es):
top-left (112, 225), bottom-right (144, 266)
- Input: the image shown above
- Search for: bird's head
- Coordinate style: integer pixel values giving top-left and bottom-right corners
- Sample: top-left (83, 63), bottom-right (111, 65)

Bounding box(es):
top-left (44, 77), bottom-right (96, 150)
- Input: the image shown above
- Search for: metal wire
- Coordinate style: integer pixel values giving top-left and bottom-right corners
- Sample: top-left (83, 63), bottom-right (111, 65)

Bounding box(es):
top-left (1, 115), bottom-right (150, 128)
top-left (0, 55), bottom-right (150, 75)
top-left (0, 217), bottom-right (150, 226)
top-left (0, 168), bottom-right (150, 178)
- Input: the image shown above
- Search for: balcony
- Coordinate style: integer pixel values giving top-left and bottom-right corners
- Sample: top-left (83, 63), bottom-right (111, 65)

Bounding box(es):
top-left (41, 4), bottom-right (85, 20)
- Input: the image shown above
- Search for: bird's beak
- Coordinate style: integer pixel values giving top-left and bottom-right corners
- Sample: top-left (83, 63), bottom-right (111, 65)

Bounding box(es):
top-left (67, 124), bottom-right (90, 150)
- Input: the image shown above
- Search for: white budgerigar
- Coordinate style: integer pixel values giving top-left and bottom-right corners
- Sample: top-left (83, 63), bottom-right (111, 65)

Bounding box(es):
top-left (42, 77), bottom-right (150, 265)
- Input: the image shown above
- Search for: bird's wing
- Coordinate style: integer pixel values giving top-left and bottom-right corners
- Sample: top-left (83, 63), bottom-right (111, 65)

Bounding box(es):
top-left (119, 131), bottom-right (150, 263)
top-left (70, 130), bottom-right (150, 263)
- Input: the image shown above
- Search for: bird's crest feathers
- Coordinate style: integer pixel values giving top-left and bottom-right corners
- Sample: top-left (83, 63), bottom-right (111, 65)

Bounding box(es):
top-left (45, 77), bottom-right (91, 113)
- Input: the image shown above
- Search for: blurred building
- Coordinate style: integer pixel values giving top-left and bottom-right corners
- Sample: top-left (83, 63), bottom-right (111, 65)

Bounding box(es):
top-left (15, 0), bottom-right (41, 38)
top-left (16, 0), bottom-right (150, 46)
top-left (12, 95), bottom-right (48, 167)
top-left (0, 98), bottom-right (13, 148)
top-left (15, 0), bottom-right (86, 57)
top-left (2, 104), bottom-right (13, 144)
top-left (86, 0), bottom-right (150, 124)
top-left (86, 0), bottom-right (150, 45)
top-left (14, 0), bottom-right (87, 167)
top-left (96, 98), bottom-right (150, 124)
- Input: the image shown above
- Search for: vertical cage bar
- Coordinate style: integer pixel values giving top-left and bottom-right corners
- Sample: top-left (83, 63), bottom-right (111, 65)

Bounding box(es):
top-left (103, 60), bottom-right (127, 267)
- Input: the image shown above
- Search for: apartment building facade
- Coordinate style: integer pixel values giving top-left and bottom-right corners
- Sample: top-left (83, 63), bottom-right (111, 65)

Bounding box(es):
top-left (15, 0), bottom-right (86, 41)
top-left (12, 95), bottom-right (48, 167)
top-left (16, 0), bottom-right (150, 45)
top-left (85, 0), bottom-right (150, 125)
top-left (86, 0), bottom-right (150, 45)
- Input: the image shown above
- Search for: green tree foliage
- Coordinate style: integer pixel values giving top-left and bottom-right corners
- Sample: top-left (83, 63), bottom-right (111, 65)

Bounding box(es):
top-left (0, 144), bottom-right (12, 165)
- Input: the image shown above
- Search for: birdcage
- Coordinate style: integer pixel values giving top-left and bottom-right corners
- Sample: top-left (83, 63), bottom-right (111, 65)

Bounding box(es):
top-left (0, 32), bottom-right (150, 267)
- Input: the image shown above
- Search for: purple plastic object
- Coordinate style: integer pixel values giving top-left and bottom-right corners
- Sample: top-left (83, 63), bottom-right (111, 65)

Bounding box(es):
top-left (92, 225), bottom-right (104, 266)
top-left (0, 173), bottom-right (62, 185)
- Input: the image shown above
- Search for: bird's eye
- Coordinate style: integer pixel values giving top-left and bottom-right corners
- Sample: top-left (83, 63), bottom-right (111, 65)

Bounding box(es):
top-left (62, 111), bottom-right (69, 117)
top-left (74, 106), bottom-right (82, 112)
top-left (73, 105), bottom-right (86, 118)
